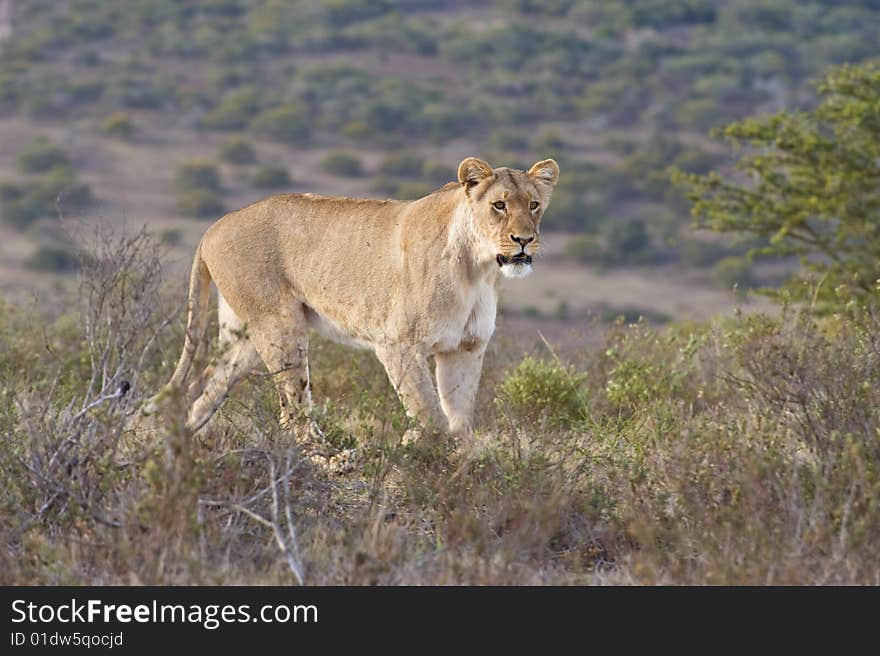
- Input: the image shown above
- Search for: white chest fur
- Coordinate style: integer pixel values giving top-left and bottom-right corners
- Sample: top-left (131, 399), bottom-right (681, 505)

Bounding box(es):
top-left (432, 278), bottom-right (497, 353)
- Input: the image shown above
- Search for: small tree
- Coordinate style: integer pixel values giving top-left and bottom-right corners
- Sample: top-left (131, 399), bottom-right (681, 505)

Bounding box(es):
top-left (674, 63), bottom-right (880, 309)
top-left (320, 151), bottom-right (363, 177)
top-left (17, 137), bottom-right (69, 173)
top-left (176, 189), bottom-right (225, 218)
top-left (176, 160), bottom-right (222, 192)
top-left (101, 112), bottom-right (135, 140)
top-left (218, 138), bottom-right (256, 165)
top-left (251, 102), bottom-right (311, 145)
top-left (252, 165), bottom-right (290, 189)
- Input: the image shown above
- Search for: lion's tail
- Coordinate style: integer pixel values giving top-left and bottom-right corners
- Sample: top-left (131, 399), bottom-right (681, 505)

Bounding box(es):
top-left (166, 239), bottom-right (212, 392)
top-left (140, 241), bottom-right (212, 417)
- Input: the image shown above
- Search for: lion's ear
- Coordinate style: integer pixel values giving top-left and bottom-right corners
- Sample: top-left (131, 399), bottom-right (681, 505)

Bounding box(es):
top-left (457, 157), bottom-right (494, 188)
top-left (528, 159), bottom-right (560, 187)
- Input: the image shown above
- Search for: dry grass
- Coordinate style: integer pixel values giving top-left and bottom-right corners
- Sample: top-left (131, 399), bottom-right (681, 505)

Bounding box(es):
top-left (1, 231), bottom-right (878, 585)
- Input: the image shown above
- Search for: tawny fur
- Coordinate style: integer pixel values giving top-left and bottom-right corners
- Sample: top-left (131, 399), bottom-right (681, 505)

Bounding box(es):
top-left (144, 157), bottom-right (559, 440)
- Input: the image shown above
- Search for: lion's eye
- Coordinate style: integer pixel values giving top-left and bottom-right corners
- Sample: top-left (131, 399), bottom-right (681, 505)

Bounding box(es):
top-left (530, 201), bottom-right (540, 211)
top-left (492, 200), bottom-right (506, 211)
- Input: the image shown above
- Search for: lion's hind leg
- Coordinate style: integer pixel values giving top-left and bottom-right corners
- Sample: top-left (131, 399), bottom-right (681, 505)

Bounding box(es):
top-left (184, 294), bottom-right (259, 433)
top-left (247, 305), bottom-right (313, 431)
top-left (186, 337), bottom-right (259, 434)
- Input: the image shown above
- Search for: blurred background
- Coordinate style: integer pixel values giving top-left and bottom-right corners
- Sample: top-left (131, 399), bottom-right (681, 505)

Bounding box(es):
top-left (0, 0), bottom-right (877, 333)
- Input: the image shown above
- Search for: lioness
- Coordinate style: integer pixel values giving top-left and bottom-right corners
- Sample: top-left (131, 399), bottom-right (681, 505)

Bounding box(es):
top-left (145, 157), bottom-right (559, 440)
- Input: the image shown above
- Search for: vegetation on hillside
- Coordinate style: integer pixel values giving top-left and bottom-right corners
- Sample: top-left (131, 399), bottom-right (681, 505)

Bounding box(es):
top-left (1, 227), bottom-right (878, 584)
top-left (0, 0), bottom-right (878, 274)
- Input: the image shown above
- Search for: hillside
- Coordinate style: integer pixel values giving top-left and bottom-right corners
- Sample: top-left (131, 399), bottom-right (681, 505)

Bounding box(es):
top-left (2, 0), bottom-right (877, 322)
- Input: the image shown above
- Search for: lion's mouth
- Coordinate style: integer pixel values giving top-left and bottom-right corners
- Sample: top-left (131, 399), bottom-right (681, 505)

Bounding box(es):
top-left (496, 253), bottom-right (532, 267)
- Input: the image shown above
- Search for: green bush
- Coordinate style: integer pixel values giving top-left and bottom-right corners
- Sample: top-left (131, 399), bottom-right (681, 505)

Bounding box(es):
top-left (201, 87), bottom-right (260, 131)
top-left (531, 129), bottom-right (566, 153)
top-left (252, 165), bottom-right (290, 189)
top-left (17, 137), bottom-right (69, 174)
top-left (378, 152), bottom-right (424, 178)
top-left (369, 176), bottom-right (399, 197)
top-left (159, 228), bottom-right (183, 246)
top-left (496, 356), bottom-right (587, 428)
top-left (677, 237), bottom-right (734, 267)
top-left (0, 181), bottom-right (20, 202)
top-left (251, 102), bottom-right (311, 145)
top-left (603, 219), bottom-right (653, 264)
top-left (1, 196), bottom-right (43, 228)
top-left (104, 73), bottom-right (177, 110)
top-left (489, 129), bottom-right (528, 151)
top-left (1, 166), bottom-right (92, 227)
top-left (30, 167), bottom-right (92, 210)
top-left (564, 234), bottom-right (603, 263)
top-left (320, 151), bottom-right (363, 177)
top-left (176, 189), bottom-right (225, 218)
top-left (24, 245), bottom-right (80, 273)
top-left (218, 138), bottom-right (256, 165)
top-left (341, 120), bottom-right (370, 140)
top-left (101, 112), bottom-right (135, 139)
top-left (176, 160), bottom-right (222, 192)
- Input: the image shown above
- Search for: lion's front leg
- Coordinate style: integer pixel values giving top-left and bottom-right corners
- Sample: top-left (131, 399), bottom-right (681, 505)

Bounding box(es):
top-left (375, 345), bottom-right (448, 442)
top-left (435, 344), bottom-right (486, 440)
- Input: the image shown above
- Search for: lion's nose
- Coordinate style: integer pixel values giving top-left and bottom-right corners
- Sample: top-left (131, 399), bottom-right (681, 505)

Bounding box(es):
top-left (510, 234), bottom-right (535, 247)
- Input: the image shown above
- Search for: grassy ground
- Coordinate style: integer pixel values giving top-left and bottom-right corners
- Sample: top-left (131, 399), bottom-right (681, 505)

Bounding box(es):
top-left (1, 231), bottom-right (877, 585)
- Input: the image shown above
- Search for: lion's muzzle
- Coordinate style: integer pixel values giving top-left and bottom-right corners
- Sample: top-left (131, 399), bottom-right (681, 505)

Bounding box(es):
top-left (496, 253), bottom-right (532, 267)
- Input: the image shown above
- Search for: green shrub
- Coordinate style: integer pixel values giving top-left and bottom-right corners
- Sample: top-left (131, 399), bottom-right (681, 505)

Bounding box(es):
top-left (496, 356), bottom-right (587, 428)
top-left (489, 129), bottom-right (528, 151)
top-left (369, 176), bottom-right (399, 197)
top-left (531, 129), bottom-right (566, 153)
top-left (159, 228), bottom-right (183, 246)
top-left (30, 166), bottom-right (92, 210)
top-left (218, 138), bottom-right (256, 165)
top-left (378, 152), bottom-right (424, 178)
top-left (564, 234), bottom-right (603, 263)
top-left (100, 112), bottom-right (135, 140)
top-left (176, 160), bottom-right (222, 192)
top-left (24, 245), bottom-right (80, 273)
top-left (342, 120), bottom-right (370, 140)
top-left (677, 237), bottom-right (733, 267)
top-left (603, 219), bottom-right (652, 264)
top-left (320, 151), bottom-right (363, 177)
top-left (176, 189), bottom-right (225, 218)
top-left (1, 196), bottom-right (43, 228)
top-left (251, 102), bottom-right (311, 144)
top-left (104, 73), bottom-right (177, 110)
top-left (252, 165), bottom-right (290, 189)
top-left (1, 166), bottom-right (93, 227)
top-left (0, 181), bottom-right (21, 202)
top-left (17, 137), bottom-right (69, 174)
top-left (201, 87), bottom-right (260, 130)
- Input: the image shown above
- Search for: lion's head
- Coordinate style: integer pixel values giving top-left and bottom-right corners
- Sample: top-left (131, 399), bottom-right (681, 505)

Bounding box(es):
top-left (457, 156), bottom-right (560, 278)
